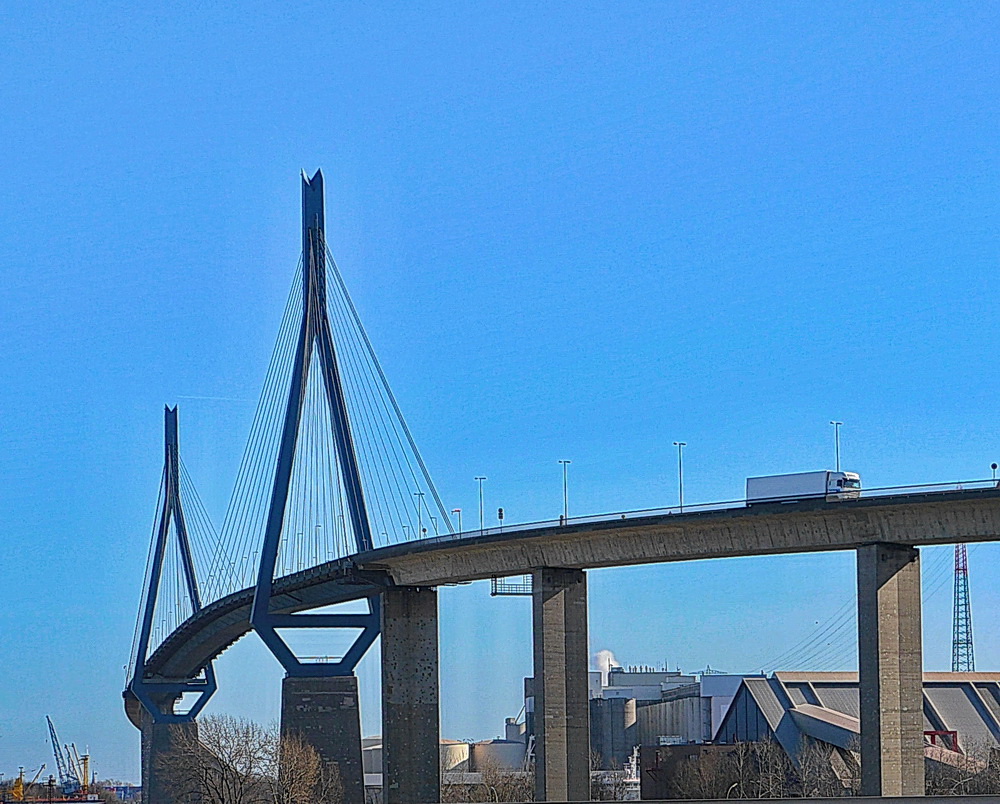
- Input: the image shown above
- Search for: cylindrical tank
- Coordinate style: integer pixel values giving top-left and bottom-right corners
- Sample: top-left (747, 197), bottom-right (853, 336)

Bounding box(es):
top-left (440, 740), bottom-right (471, 772)
top-left (471, 739), bottom-right (526, 771)
top-left (504, 717), bottom-right (526, 743)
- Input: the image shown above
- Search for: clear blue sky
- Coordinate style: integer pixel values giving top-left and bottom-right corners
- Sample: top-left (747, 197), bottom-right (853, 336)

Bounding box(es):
top-left (1, 1), bottom-right (998, 782)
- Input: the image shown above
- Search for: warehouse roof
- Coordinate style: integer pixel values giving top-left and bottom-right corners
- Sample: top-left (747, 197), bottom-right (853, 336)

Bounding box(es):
top-left (716, 671), bottom-right (1000, 761)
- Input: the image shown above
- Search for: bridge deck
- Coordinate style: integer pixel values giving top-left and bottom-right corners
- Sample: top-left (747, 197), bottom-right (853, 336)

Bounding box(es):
top-left (127, 487), bottom-right (1000, 727)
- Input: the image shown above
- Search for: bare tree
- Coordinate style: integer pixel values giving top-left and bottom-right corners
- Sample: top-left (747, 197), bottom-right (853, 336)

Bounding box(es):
top-left (669, 748), bottom-right (738, 800)
top-left (754, 738), bottom-right (795, 798)
top-left (158, 715), bottom-right (342, 804)
top-left (925, 739), bottom-right (1000, 796)
top-left (796, 738), bottom-right (847, 798)
top-left (273, 732), bottom-right (343, 804)
top-left (667, 739), bottom-right (802, 800)
top-left (159, 715), bottom-right (269, 804)
top-left (441, 756), bottom-right (533, 802)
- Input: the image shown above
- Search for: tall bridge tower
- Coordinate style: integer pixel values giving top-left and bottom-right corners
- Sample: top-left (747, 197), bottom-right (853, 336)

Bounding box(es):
top-left (250, 170), bottom-right (382, 802)
top-left (128, 170), bottom-right (453, 804)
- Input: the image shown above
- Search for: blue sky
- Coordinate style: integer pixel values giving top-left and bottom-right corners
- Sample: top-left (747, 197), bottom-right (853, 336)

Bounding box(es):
top-left (1, 1), bottom-right (998, 782)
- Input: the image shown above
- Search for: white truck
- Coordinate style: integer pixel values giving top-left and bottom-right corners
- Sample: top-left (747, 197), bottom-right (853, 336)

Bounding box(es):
top-left (746, 470), bottom-right (861, 505)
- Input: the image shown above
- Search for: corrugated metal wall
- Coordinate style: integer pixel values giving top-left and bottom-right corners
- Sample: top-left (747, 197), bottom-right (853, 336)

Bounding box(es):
top-left (636, 696), bottom-right (706, 744)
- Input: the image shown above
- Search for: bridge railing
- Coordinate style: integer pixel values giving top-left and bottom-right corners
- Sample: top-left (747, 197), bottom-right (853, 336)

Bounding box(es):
top-left (410, 478), bottom-right (1000, 547)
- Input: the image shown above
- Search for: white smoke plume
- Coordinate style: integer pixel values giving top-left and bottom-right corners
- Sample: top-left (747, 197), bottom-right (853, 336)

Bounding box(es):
top-left (592, 649), bottom-right (621, 685)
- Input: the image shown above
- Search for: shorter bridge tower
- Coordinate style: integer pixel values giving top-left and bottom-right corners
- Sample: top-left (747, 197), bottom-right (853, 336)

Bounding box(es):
top-left (127, 406), bottom-right (217, 802)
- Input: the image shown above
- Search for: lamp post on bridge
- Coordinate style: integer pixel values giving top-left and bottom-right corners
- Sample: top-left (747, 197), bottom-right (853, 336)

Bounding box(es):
top-left (414, 491), bottom-right (426, 537)
top-left (558, 460), bottom-right (571, 524)
top-left (475, 477), bottom-right (487, 536)
top-left (452, 508), bottom-right (462, 534)
top-left (830, 421), bottom-right (843, 472)
top-left (673, 442), bottom-right (686, 513)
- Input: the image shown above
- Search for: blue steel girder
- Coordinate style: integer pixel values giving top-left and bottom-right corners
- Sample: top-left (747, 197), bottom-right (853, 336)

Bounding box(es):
top-left (251, 169), bottom-right (380, 677)
top-left (130, 405), bottom-right (217, 723)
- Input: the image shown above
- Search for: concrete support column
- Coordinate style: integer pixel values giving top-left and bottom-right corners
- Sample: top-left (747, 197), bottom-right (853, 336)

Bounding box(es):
top-left (140, 710), bottom-right (199, 804)
top-left (533, 567), bottom-right (590, 802)
top-left (382, 585), bottom-right (440, 804)
top-left (281, 675), bottom-right (365, 804)
top-left (856, 542), bottom-right (924, 796)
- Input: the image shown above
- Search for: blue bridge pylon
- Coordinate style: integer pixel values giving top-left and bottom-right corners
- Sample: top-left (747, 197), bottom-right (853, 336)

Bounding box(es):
top-left (128, 406), bottom-right (217, 722)
top-left (127, 169), bottom-right (453, 711)
top-left (251, 170), bottom-right (381, 676)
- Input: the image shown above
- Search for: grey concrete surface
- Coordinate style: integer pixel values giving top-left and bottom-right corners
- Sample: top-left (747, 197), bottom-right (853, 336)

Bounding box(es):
top-left (281, 675), bottom-right (365, 804)
top-left (533, 567), bottom-right (590, 802)
top-left (857, 543), bottom-right (924, 796)
top-left (141, 710), bottom-right (199, 804)
top-left (382, 585), bottom-right (440, 804)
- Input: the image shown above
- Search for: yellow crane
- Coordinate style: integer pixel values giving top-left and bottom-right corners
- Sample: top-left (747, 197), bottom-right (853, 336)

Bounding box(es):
top-left (11, 764), bottom-right (46, 801)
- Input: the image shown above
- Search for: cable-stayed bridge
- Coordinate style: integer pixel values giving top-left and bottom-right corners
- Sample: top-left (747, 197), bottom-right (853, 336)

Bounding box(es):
top-left (125, 171), bottom-right (1000, 804)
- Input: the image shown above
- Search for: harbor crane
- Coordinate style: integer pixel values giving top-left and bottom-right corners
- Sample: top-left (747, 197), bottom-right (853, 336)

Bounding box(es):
top-left (11, 764), bottom-right (46, 801)
top-left (46, 715), bottom-right (82, 794)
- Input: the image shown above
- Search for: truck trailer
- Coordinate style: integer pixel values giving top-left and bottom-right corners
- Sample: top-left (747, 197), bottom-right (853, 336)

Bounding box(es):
top-left (746, 470), bottom-right (861, 505)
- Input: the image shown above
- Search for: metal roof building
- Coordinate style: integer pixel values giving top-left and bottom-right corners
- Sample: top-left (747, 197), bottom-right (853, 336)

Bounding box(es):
top-left (716, 672), bottom-right (1000, 763)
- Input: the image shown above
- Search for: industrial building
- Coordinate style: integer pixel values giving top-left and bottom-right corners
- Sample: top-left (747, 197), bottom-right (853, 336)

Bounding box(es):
top-left (524, 664), bottom-right (1000, 798)
top-left (361, 731), bottom-right (529, 799)
top-left (524, 666), bottom-right (749, 770)
top-left (716, 671), bottom-right (1000, 759)
top-left (641, 671), bottom-right (1000, 798)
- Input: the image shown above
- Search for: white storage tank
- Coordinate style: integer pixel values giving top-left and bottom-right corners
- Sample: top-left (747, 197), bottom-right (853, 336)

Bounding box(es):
top-left (471, 739), bottom-right (526, 771)
top-left (440, 739), bottom-right (471, 772)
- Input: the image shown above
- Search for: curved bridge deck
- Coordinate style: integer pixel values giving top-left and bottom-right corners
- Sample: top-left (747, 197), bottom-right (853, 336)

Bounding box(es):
top-left (130, 484), bottom-right (1000, 717)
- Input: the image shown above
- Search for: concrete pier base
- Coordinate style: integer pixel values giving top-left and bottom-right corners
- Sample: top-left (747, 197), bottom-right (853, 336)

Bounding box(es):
top-left (533, 567), bottom-right (590, 802)
top-left (140, 710), bottom-right (199, 804)
top-left (382, 585), bottom-right (440, 804)
top-left (281, 675), bottom-right (365, 804)
top-left (857, 542), bottom-right (924, 796)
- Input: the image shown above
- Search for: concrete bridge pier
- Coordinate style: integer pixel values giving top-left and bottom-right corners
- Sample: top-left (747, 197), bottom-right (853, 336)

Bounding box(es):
top-left (533, 567), bottom-right (591, 802)
top-left (857, 542), bottom-right (924, 796)
top-left (140, 708), bottom-right (199, 804)
top-left (381, 585), bottom-right (441, 804)
top-left (281, 675), bottom-right (366, 804)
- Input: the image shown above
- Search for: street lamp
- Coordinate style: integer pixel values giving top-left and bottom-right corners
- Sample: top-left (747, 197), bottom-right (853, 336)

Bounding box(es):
top-left (673, 442), bottom-right (686, 512)
top-left (558, 460), bottom-right (571, 523)
top-left (452, 508), bottom-right (463, 534)
top-left (475, 477), bottom-right (487, 535)
top-left (414, 490), bottom-right (425, 536)
top-left (830, 421), bottom-right (843, 472)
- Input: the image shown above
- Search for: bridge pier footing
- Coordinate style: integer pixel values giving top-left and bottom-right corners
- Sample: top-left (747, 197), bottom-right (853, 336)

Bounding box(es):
top-left (533, 566), bottom-right (591, 802)
top-left (382, 585), bottom-right (440, 804)
top-left (857, 542), bottom-right (924, 796)
top-left (281, 675), bottom-right (366, 804)
top-left (140, 710), bottom-right (199, 804)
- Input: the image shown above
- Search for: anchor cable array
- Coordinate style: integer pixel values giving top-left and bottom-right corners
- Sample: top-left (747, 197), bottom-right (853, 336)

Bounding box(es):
top-left (197, 249), bottom-right (452, 604)
top-left (128, 458), bottom-right (222, 672)
top-left (753, 544), bottom-right (977, 672)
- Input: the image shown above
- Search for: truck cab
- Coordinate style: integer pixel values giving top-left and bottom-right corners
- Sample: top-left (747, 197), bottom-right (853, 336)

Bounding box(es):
top-left (832, 471), bottom-right (862, 496)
